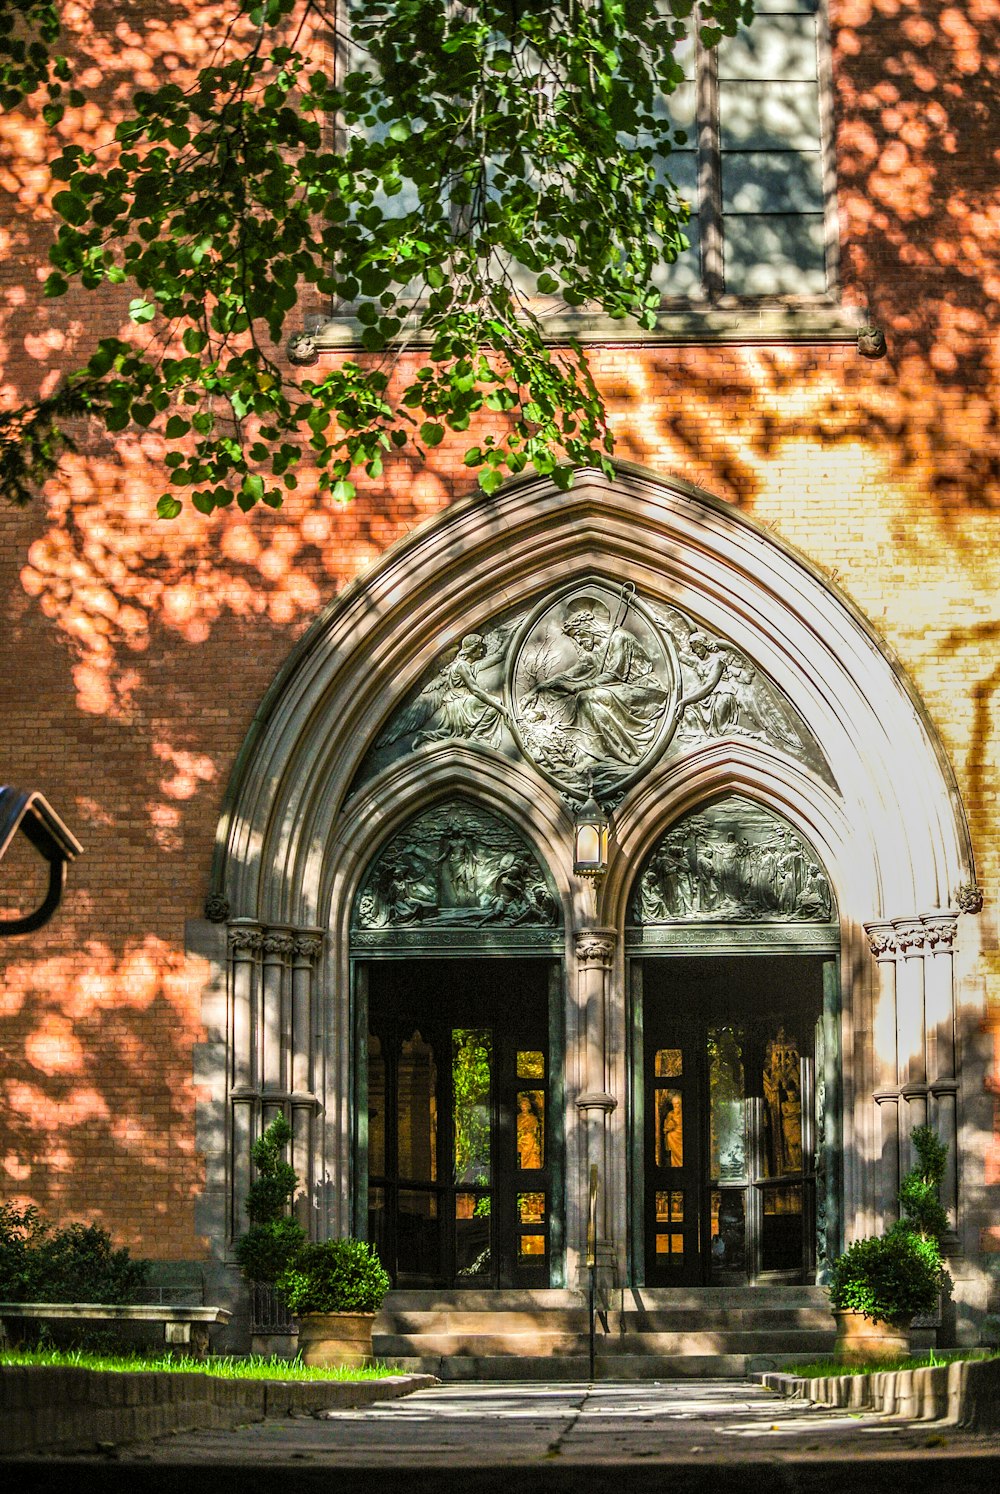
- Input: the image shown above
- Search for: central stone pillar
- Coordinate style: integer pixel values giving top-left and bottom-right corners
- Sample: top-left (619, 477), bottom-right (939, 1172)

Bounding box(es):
top-left (574, 930), bottom-right (618, 1282)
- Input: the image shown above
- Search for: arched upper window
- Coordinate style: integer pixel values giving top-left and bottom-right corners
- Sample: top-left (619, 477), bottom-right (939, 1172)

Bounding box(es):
top-left (654, 0), bottom-right (835, 300)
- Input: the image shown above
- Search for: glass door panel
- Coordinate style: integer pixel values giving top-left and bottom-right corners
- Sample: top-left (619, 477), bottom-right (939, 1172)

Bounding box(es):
top-left (453, 1028), bottom-right (492, 1280)
top-left (641, 956), bottom-right (823, 1286)
top-left (366, 959), bottom-right (555, 1288)
top-left (646, 1037), bottom-right (700, 1283)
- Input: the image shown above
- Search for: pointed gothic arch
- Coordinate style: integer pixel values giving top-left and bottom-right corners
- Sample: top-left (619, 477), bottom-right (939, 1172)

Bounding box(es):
top-left (202, 464), bottom-right (981, 1302)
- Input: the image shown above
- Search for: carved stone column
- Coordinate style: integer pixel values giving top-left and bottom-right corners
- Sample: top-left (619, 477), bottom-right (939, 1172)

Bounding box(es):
top-left (924, 913), bottom-right (960, 1230)
top-left (291, 932), bottom-right (323, 1230)
top-left (261, 931), bottom-right (295, 1125)
top-left (866, 909), bottom-right (962, 1233)
top-left (865, 920), bottom-right (900, 1228)
top-left (227, 920), bottom-right (263, 1237)
top-left (893, 917), bottom-right (929, 1171)
top-left (574, 931), bottom-right (618, 1275)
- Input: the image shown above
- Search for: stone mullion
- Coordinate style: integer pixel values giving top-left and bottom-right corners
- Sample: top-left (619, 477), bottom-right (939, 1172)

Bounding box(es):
top-left (227, 920), bottom-right (263, 1242)
top-left (261, 931), bottom-right (295, 1126)
top-left (865, 920), bottom-right (900, 1230)
top-left (574, 931), bottom-right (618, 1281)
top-left (291, 933), bottom-right (324, 1234)
top-left (924, 914), bottom-right (960, 1231)
top-left (892, 918), bottom-right (929, 1178)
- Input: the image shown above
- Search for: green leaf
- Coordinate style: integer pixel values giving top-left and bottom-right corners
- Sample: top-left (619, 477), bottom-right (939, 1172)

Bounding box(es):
top-left (128, 298), bottom-right (156, 325)
top-left (156, 496), bottom-right (183, 520)
top-left (420, 421), bottom-right (445, 447)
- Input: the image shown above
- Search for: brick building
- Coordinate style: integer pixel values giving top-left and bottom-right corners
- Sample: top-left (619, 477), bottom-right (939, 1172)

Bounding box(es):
top-left (2, 2), bottom-right (999, 1362)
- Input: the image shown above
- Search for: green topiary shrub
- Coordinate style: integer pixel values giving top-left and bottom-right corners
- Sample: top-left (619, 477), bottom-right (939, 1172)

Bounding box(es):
top-left (0, 1202), bottom-right (148, 1304)
top-left (237, 1114), bottom-right (306, 1286)
top-left (828, 1230), bottom-right (943, 1325)
top-left (897, 1125), bottom-right (950, 1243)
top-left (276, 1239), bottom-right (390, 1316)
top-left (235, 1219), bottom-right (306, 1286)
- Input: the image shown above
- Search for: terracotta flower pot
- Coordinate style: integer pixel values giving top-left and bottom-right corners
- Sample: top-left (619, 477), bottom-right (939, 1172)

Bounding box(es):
top-left (834, 1308), bottom-right (910, 1364)
top-left (297, 1311), bottom-right (375, 1368)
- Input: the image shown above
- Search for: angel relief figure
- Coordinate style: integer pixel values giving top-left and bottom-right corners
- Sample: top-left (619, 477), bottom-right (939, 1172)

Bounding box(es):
top-left (380, 630), bottom-right (513, 753)
top-left (675, 630), bottom-right (804, 755)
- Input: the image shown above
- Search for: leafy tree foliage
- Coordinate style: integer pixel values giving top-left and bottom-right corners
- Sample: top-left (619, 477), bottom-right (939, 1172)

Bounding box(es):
top-left (1, 0), bottom-right (752, 516)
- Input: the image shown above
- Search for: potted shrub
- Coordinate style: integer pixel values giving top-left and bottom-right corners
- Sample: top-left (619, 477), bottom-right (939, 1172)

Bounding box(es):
top-left (276, 1238), bottom-right (391, 1367)
top-left (234, 1114), bottom-right (305, 1354)
top-left (829, 1126), bottom-right (949, 1362)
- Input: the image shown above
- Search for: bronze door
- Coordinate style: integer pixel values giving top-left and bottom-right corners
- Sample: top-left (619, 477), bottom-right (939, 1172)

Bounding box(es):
top-left (366, 960), bottom-right (554, 1289)
top-left (643, 957), bottom-right (821, 1286)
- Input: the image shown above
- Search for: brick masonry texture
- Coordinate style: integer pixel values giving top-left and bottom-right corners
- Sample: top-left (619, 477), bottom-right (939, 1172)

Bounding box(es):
top-left (1, 0), bottom-right (999, 1260)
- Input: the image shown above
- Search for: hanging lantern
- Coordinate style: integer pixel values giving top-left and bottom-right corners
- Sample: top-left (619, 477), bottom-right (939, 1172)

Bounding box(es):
top-left (574, 790), bottom-right (610, 878)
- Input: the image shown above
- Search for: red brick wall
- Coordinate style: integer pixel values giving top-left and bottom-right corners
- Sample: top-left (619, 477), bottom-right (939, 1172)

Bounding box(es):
top-left (1, 0), bottom-right (998, 1258)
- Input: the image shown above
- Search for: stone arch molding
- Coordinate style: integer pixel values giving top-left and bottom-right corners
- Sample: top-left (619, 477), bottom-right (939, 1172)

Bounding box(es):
top-left (206, 464), bottom-right (982, 1260)
top-left (215, 465), bottom-right (973, 930)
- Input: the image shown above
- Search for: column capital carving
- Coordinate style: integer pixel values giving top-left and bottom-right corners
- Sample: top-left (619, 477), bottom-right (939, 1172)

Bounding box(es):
top-left (262, 930), bottom-right (297, 960)
top-left (292, 932), bottom-right (324, 964)
top-left (575, 930), bottom-right (617, 967)
top-left (891, 917), bottom-right (927, 957)
top-left (864, 920), bottom-right (897, 960)
top-left (922, 912), bottom-right (958, 951)
top-left (227, 921), bottom-right (263, 954)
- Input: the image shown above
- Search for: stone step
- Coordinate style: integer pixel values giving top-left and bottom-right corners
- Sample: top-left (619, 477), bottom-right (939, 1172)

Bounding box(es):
top-left (378, 1306), bottom-right (835, 1335)
top-left (381, 1351), bottom-right (827, 1382)
top-left (374, 1328), bottom-right (835, 1358)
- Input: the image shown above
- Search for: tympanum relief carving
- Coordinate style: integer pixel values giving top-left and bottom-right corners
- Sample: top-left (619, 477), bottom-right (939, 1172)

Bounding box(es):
top-left (354, 801), bottom-right (559, 929)
top-left (633, 796), bottom-right (834, 925)
top-left (356, 580), bottom-right (831, 806)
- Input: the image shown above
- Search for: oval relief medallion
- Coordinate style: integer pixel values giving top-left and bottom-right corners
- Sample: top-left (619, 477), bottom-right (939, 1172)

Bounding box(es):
top-left (507, 583), bottom-right (679, 800)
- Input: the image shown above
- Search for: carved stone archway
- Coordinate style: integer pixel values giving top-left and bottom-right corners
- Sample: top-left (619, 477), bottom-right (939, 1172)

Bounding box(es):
top-left (199, 465), bottom-right (983, 1315)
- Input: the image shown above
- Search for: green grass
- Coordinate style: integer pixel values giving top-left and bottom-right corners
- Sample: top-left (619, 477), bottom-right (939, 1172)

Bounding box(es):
top-left (788, 1348), bottom-right (997, 1378)
top-left (0, 1347), bottom-right (402, 1380)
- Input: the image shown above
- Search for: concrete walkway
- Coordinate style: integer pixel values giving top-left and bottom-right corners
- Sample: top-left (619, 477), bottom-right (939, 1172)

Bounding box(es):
top-left (8, 1378), bottom-right (999, 1491)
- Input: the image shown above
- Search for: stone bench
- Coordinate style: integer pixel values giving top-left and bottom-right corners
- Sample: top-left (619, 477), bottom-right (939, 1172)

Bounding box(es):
top-left (0, 1303), bottom-right (232, 1358)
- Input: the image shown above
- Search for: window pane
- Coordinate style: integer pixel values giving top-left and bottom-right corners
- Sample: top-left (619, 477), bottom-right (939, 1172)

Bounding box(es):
top-left (519, 1233), bottom-right (546, 1258)
top-left (398, 1187), bottom-right (440, 1279)
top-left (368, 1033), bottom-right (385, 1176)
top-left (655, 1089), bottom-right (683, 1167)
top-left (453, 1029), bottom-right (492, 1186)
top-left (720, 81), bottom-right (822, 151)
top-left (518, 1191), bottom-right (546, 1223)
top-left (655, 1189), bottom-right (684, 1223)
top-left (761, 1183), bottom-right (804, 1271)
top-left (517, 1050), bottom-right (545, 1079)
top-left (516, 1090), bottom-right (545, 1170)
top-left (708, 1025), bottom-right (746, 1180)
top-left (763, 1028), bottom-right (804, 1175)
top-left (455, 1192), bottom-right (491, 1279)
top-left (710, 1188), bottom-right (746, 1276)
top-left (722, 151), bottom-right (824, 214)
top-left (654, 1048), bottom-right (683, 1078)
top-left (753, 0), bottom-right (819, 13)
top-left (724, 214), bottom-right (827, 295)
top-left (718, 14), bottom-right (818, 82)
top-left (398, 1030), bottom-right (438, 1183)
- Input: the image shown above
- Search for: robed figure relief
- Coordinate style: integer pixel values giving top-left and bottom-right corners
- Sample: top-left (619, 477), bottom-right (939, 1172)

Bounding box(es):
top-left (634, 796), bottom-right (834, 926)
top-left (355, 801), bottom-right (559, 929)
top-left (358, 580), bottom-right (831, 801)
top-left (511, 585), bottom-right (679, 799)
